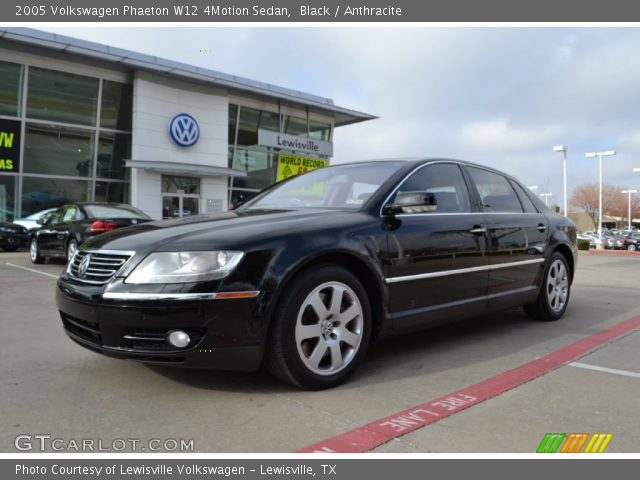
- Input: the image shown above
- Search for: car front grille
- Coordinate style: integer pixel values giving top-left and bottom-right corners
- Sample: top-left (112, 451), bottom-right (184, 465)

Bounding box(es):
top-left (67, 250), bottom-right (133, 284)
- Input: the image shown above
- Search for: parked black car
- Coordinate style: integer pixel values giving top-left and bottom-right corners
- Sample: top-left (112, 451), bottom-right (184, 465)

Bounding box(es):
top-left (0, 221), bottom-right (29, 251)
top-left (56, 159), bottom-right (578, 389)
top-left (30, 203), bottom-right (152, 263)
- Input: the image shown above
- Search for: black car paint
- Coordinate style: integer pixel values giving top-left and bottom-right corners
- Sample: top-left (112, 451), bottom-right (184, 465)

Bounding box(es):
top-left (56, 160), bottom-right (578, 373)
top-left (32, 202), bottom-right (152, 259)
top-left (0, 221), bottom-right (29, 250)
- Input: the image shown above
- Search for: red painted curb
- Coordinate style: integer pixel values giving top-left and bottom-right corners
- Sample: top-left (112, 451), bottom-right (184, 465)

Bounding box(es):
top-left (297, 315), bottom-right (640, 453)
top-left (588, 249), bottom-right (640, 256)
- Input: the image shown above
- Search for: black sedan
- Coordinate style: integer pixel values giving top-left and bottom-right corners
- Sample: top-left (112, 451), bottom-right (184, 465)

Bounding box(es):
top-left (0, 221), bottom-right (29, 251)
top-left (30, 203), bottom-right (152, 263)
top-left (56, 159), bottom-right (577, 389)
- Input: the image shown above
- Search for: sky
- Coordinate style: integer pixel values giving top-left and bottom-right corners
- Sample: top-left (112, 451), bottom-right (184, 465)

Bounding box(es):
top-left (42, 26), bottom-right (640, 207)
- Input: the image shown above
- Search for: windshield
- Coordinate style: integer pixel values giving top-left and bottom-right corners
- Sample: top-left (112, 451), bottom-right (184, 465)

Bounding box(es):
top-left (240, 161), bottom-right (405, 211)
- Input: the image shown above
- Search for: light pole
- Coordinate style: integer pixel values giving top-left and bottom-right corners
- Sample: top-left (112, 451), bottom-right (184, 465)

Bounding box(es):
top-left (540, 192), bottom-right (553, 206)
top-left (621, 190), bottom-right (637, 230)
top-left (586, 150), bottom-right (616, 244)
top-left (553, 145), bottom-right (568, 216)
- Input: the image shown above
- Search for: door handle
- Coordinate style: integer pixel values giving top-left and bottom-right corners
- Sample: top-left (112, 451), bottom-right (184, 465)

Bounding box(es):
top-left (469, 226), bottom-right (487, 235)
top-left (537, 224), bottom-right (548, 232)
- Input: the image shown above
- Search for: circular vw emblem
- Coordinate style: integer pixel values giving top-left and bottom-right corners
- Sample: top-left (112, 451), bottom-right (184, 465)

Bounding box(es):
top-left (169, 113), bottom-right (200, 147)
top-left (78, 254), bottom-right (92, 278)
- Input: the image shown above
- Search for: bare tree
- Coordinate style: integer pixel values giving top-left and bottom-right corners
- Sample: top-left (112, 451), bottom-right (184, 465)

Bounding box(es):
top-left (570, 183), bottom-right (634, 229)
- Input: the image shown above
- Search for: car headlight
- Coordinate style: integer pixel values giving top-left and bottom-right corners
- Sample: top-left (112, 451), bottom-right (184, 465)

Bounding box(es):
top-left (126, 251), bottom-right (244, 284)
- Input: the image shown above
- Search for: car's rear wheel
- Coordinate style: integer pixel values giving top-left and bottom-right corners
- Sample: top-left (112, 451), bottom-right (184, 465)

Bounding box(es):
top-left (627, 244), bottom-right (636, 251)
top-left (66, 239), bottom-right (78, 261)
top-left (524, 251), bottom-right (571, 321)
top-left (30, 238), bottom-right (44, 264)
top-left (265, 265), bottom-right (372, 389)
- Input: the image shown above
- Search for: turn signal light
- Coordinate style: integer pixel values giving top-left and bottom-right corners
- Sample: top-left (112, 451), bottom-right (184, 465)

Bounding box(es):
top-left (89, 220), bottom-right (117, 233)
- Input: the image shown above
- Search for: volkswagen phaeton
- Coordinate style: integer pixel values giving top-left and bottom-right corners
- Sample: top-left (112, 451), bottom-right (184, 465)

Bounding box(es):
top-left (56, 159), bottom-right (577, 389)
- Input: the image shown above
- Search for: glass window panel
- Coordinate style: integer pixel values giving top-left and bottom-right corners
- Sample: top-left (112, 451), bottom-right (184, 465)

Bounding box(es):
top-left (0, 61), bottom-right (23, 117)
top-left (0, 175), bottom-right (17, 222)
top-left (21, 177), bottom-right (90, 216)
top-left (94, 181), bottom-right (129, 204)
top-left (308, 120), bottom-right (331, 141)
top-left (396, 163), bottom-right (471, 213)
top-left (237, 106), bottom-right (280, 146)
top-left (284, 115), bottom-right (307, 136)
top-left (161, 175), bottom-right (200, 194)
top-left (27, 67), bottom-right (99, 126)
top-left (97, 132), bottom-right (131, 179)
top-left (24, 123), bottom-right (94, 177)
top-left (232, 149), bottom-right (277, 190)
top-left (510, 180), bottom-right (539, 213)
top-left (228, 104), bottom-right (238, 145)
top-left (467, 167), bottom-right (524, 213)
top-left (100, 80), bottom-right (133, 131)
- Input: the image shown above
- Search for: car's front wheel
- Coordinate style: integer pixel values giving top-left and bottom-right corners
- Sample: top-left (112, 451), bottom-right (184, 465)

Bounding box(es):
top-left (265, 265), bottom-right (372, 389)
top-left (627, 243), bottom-right (637, 251)
top-left (524, 252), bottom-right (571, 321)
top-left (30, 238), bottom-right (44, 264)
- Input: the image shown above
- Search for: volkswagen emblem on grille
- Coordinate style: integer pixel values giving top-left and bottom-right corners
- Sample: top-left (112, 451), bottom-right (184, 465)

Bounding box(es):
top-left (169, 113), bottom-right (200, 147)
top-left (78, 254), bottom-right (92, 278)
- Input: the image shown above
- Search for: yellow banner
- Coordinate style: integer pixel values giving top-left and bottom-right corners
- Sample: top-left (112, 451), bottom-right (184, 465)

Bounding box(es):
top-left (276, 154), bottom-right (329, 182)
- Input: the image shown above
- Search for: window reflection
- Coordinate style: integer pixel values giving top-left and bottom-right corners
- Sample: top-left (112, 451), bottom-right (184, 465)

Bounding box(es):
top-left (0, 61), bottom-right (23, 117)
top-left (27, 67), bottom-right (99, 126)
top-left (24, 124), bottom-right (94, 177)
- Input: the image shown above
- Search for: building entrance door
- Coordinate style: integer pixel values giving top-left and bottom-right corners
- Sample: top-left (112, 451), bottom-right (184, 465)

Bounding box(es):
top-left (161, 175), bottom-right (201, 219)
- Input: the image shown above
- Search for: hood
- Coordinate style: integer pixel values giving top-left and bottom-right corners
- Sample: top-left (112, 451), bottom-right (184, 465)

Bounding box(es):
top-left (83, 208), bottom-right (357, 254)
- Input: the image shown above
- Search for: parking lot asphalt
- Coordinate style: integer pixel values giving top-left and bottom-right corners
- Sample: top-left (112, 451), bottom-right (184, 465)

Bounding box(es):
top-left (1, 250), bottom-right (639, 453)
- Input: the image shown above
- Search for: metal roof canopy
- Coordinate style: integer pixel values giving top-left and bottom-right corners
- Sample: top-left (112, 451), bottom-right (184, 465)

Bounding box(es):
top-left (125, 160), bottom-right (248, 177)
top-left (0, 28), bottom-right (376, 127)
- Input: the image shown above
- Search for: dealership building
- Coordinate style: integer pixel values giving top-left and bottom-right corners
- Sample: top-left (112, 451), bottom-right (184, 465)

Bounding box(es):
top-left (0, 28), bottom-right (374, 222)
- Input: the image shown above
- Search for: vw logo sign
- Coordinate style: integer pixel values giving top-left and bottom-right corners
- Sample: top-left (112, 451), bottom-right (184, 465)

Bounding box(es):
top-left (169, 113), bottom-right (200, 147)
top-left (78, 254), bottom-right (92, 278)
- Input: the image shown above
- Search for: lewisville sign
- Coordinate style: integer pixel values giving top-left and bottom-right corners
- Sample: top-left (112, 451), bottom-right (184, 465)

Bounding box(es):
top-left (258, 129), bottom-right (333, 157)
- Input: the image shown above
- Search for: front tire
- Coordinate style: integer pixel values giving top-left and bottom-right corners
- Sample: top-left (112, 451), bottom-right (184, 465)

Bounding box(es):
top-left (30, 238), bottom-right (44, 264)
top-left (524, 252), bottom-right (571, 321)
top-left (265, 265), bottom-right (372, 389)
top-left (627, 244), bottom-right (636, 251)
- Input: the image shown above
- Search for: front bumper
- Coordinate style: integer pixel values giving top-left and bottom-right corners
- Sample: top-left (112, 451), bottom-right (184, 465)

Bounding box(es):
top-left (0, 233), bottom-right (28, 249)
top-left (55, 280), bottom-right (266, 371)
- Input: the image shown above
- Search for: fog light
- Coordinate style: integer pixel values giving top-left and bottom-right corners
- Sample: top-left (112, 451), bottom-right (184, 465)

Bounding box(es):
top-left (167, 330), bottom-right (191, 348)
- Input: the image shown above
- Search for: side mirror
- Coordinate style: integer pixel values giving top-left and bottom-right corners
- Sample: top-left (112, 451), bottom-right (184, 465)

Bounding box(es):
top-left (383, 191), bottom-right (438, 215)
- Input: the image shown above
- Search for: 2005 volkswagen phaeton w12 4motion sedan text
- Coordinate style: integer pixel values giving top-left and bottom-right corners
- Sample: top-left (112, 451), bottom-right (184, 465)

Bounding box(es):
top-left (56, 159), bottom-right (577, 389)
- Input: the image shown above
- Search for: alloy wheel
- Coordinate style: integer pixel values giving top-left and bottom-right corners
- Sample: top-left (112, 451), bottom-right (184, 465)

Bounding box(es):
top-left (546, 259), bottom-right (569, 313)
top-left (294, 281), bottom-right (364, 376)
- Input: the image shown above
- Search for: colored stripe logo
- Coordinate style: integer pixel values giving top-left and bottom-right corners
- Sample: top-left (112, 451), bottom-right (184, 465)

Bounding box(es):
top-left (537, 433), bottom-right (612, 453)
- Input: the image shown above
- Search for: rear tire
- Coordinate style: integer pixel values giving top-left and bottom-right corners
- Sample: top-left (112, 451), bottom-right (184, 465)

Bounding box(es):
top-left (265, 265), bottom-right (372, 390)
top-left (30, 238), bottom-right (44, 264)
top-left (524, 252), bottom-right (571, 322)
top-left (627, 244), bottom-right (636, 251)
